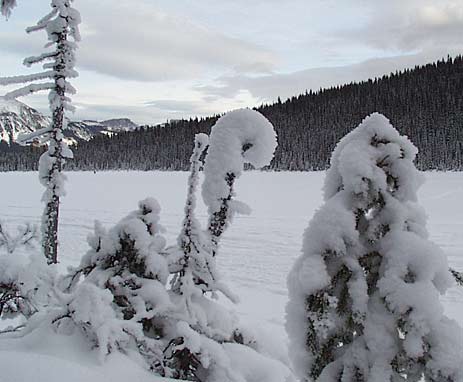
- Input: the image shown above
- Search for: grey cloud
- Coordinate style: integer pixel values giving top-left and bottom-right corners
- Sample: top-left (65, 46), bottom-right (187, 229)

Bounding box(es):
top-left (197, 48), bottom-right (462, 103)
top-left (339, 1), bottom-right (463, 53)
top-left (143, 99), bottom-right (206, 114)
top-left (0, 1), bottom-right (278, 82)
top-left (74, 1), bottom-right (278, 82)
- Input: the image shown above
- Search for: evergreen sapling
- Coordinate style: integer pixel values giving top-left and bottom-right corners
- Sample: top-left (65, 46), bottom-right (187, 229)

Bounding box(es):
top-left (286, 113), bottom-right (462, 382)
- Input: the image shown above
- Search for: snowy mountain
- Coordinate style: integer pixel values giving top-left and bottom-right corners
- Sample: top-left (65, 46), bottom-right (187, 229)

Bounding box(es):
top-left (0, 97), bottom-right (139, 144)
top-left (0, 96), bottom-right (49, 144)
top-left (100, 118), bottom-right (139, 131)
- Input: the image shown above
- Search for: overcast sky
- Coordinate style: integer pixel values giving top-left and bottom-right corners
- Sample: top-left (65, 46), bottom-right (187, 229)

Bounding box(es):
top-left (1, 0), bottom-right (462, 124)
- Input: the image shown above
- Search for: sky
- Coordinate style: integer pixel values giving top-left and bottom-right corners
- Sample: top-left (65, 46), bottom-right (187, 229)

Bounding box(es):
top-left (0, 0), bottom-right (462, 125)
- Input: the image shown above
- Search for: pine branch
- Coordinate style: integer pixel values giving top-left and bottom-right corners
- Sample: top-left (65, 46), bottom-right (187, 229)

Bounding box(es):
top-left (3, 82), bottom-right (55, 99)
top-left (25, 8), bottom-right (58, 33)
top-left (0, 70), bottom-right (56, 85)
top-left (0, 221), bottom-right (38, 254)
top-left (450, 268), bottom-right (463, 287)
top-left (23, 52), bottom-right (58, 67)
top-left (16, 126), bottom-right (53, 145)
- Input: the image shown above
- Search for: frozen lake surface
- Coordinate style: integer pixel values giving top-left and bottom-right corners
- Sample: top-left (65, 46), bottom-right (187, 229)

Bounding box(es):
top-left (1, 170), bottom-right (462, 354)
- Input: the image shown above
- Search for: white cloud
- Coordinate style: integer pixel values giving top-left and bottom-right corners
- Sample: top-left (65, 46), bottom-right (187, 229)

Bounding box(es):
top-left (1, 0), bottom-right (462, 125)
top-left (74, 0), bottom-right (278, 81)
top-left (197, 48), bottom-right (462, 104)
top-left (341, 0), bottom-right (463, 53)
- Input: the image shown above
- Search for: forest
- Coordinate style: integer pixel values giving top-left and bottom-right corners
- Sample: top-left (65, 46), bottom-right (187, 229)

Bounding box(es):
top-left (1, 55), bottom-right (462, 172)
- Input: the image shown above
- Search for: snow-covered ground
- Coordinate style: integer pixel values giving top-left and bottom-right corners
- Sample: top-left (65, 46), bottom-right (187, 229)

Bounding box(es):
top-left (1, 171), bottom-right (462, 379)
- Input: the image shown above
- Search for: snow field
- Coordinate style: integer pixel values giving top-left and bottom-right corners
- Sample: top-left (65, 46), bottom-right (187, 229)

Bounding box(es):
top-left (0, 170), bottom-right (462, 375)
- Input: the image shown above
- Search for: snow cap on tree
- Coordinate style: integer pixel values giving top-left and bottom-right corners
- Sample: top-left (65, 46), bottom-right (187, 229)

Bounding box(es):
top-left (202, 108), bottom-right (277, 217)
top-left (286, 113), bottom-right (462, 382)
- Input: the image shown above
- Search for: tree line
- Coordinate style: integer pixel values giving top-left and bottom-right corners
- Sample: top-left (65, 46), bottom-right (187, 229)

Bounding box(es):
top-left (1, 55), bottom-right (462, 172)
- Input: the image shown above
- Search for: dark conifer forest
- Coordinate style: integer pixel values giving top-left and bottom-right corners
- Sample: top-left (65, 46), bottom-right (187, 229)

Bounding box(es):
top-left (1, 56), bottom-right (462, 171)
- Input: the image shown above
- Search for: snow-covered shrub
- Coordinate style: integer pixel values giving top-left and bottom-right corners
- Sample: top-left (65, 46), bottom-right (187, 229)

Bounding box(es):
top-left (0, 0), bottom-right (81, 263)
top-left (0, 221), bottom-right (37, 255)
top-left (286, 113), bottom-right (463, 381)
top-left (56, 198), bottom-right (170, 372)
top-left (0, 223), bottom-right (53, 324)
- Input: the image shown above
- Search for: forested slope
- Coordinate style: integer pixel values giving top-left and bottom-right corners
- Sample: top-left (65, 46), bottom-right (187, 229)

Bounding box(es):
top-left (1, 56), bottom-right (462, 171)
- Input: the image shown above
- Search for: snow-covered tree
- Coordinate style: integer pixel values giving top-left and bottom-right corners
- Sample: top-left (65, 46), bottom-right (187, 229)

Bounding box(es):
top-left (0, 0), bottom-right (16, 18)
top-left (54, 198), bottom-right (171, 371)
top-left (0, 222), bottom-right (52, 324)
top-left (0, 0), bottom-right (81, 264)
top-left (164, 133), bottom-right (236, 380)
top-left (286, 113), bottom-right (462, 381)
top-left (202, 108), bottom-right (277, 257)
top-left (162, 110), bottom-right (280, 381)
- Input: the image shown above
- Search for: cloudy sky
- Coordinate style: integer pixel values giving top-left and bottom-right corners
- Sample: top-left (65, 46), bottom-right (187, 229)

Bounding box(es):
top-left (1, 0), bottom-right (462, 124)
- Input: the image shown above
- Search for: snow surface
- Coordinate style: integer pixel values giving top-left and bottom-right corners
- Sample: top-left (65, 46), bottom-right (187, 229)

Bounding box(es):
top-left (0, 171), bottom-right (462, 380)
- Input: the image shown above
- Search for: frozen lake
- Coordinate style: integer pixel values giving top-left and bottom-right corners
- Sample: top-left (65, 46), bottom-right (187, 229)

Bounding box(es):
top-left (1, 171), bottom-right (462, 349)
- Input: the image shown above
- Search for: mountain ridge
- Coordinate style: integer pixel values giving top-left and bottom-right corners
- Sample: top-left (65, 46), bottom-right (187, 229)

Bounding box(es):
top-left (0, 97), bottom-right (139, 145)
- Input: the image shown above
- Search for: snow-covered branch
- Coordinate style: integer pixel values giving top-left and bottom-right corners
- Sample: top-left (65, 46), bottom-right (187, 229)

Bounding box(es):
top-left (16, 126), bottom-right (53, 146)
top-left (0, 221), bottom-right (38, 254)
top-left (3, 82), bottom-right (55, 99)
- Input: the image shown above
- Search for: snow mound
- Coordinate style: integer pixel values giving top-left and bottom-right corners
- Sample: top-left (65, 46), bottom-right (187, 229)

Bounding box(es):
top-left (0, 327), bottom-right (174, 382)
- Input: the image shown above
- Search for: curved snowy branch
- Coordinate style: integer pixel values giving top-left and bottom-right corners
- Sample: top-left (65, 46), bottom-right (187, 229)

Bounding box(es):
top-left (202, 108), bottom-right (277, 253)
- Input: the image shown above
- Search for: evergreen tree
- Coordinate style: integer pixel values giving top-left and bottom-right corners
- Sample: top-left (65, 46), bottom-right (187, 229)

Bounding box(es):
top-left (162, 110), bottom-right (280, 381)
top-left (58, 198), bottom-right (170, 372)
top-left (286, 113), bottom-right (462, 381)
top-left (0, 0), bottom-right (81, 263)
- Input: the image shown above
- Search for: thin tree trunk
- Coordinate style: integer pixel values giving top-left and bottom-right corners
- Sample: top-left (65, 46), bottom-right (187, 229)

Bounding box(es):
top-left (43, 31), bottom-right (66, 264)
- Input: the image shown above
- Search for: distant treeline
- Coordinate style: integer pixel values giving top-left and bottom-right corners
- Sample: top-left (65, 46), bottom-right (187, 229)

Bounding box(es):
top-left (1, 55), bottom-right (462, 171)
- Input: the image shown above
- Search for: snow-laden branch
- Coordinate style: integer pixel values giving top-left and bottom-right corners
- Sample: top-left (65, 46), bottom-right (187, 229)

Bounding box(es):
top-left (25, 8), bottom-right (58, 33)
top-left (0, 71), bottom-right (56, 86)
top-left (16, 126), bottom-right (52, 145)
top-left (0, 221), bottom-right (38, 254)
top-left (3, 82), bottom-right (55, 99)
top-left (23, 52), bottom-right (58, 67)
